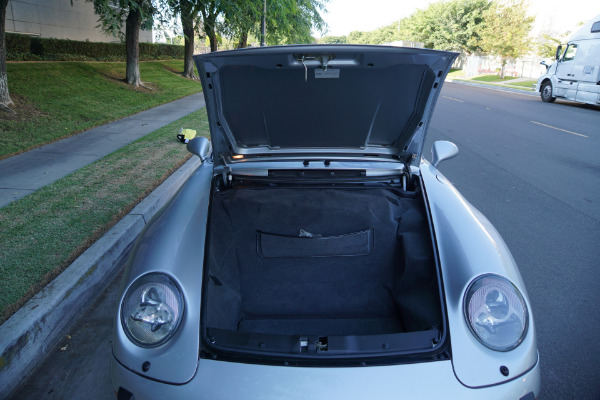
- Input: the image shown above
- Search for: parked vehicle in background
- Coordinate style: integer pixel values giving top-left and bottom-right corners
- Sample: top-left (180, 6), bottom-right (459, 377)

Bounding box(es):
top-left (536, 14), bottom-right (600, 105)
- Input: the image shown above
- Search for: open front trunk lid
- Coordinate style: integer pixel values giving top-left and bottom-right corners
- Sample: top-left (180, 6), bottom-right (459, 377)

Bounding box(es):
top-left (194, 45), bottom-right (458, 167)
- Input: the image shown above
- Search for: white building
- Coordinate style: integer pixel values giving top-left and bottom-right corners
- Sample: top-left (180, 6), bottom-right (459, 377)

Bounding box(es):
top-left (5, 0), bottom-right (153, 43)
top-left (385, 41), bottom-right (424, 48)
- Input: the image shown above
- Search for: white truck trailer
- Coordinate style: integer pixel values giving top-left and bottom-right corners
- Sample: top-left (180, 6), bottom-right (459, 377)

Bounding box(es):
top-left (536, 14), bottom-right (600, 105)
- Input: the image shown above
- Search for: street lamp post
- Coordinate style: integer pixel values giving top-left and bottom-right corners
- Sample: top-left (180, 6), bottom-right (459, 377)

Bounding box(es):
top-left (260, 0), bottom-right (266, 46)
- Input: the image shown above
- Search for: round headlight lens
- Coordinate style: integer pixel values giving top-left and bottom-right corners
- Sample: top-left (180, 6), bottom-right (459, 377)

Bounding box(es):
top-left (121, 273), bottom-right (184, 347)
top-left (464, 274), bottom-right (528, 351)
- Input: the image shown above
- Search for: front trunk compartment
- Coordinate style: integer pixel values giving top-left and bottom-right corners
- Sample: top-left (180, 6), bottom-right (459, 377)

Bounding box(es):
top-left (202, 180), bottom-right (446, 363)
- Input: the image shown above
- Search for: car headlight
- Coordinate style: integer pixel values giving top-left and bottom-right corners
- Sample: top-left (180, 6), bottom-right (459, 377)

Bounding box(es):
top-left (121, 273), bottom-right (184, 347)
top-left (464, 274), bottom-right (528, 351)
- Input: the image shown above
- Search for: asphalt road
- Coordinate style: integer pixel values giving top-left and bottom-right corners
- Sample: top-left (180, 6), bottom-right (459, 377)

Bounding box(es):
top-left (425, 83), bottom-right (600, 400)
top-left (10, 83), bottom-right (600, 400)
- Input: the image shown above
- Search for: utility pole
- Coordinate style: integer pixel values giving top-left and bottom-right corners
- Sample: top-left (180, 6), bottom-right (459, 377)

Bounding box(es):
top-left (260, 0), bottom-right (266, 46)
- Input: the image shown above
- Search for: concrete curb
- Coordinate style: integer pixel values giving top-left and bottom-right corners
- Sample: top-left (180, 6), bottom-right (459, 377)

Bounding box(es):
top-left (0, 156), bottom-right (202, 398)
top-left (447, 79), bottom-right (538, 96)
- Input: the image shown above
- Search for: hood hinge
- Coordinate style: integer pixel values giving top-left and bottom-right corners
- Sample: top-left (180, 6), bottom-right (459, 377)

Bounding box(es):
top-left (402, 154), bottom-right (416, 191)
top-left (404, 155), bottom-right (414, 176)
top-left (217, 154), bottom-right (233, 188)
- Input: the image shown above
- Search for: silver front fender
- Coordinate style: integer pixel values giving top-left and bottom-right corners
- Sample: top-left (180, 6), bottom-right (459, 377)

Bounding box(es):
top-left (113, 161), bottom-right (213, 384)
top-left (420, 160), bottom-right (538, 388)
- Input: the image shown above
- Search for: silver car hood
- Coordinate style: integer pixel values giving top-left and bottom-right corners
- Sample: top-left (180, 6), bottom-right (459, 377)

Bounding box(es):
top-left (194, 45), bottom-right (457, 166)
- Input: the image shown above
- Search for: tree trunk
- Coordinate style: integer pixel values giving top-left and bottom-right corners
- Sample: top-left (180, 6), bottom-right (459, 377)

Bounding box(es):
top-left (237, 30), bottom-right (248, 49)
top-left (125, 7), bottom-right (142, 87)
top-left (202, 12), bottom-right (218, 52)
top-left (205, 24), bottom-right (218, 52)
top-left (200, 3), bottom-right (219, 52)
top-left (500, 59), bottom-right (506, 79)
top-left (181, 2), bottom-right (196, 79)
top-left (0, 0), bottom-right (14, 111)
top-left (209, 34), bottom-right (218, 52)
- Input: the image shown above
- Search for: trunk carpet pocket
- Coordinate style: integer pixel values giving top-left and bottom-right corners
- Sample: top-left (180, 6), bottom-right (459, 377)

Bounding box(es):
top-left (257, 229), bottom-right (374, 258)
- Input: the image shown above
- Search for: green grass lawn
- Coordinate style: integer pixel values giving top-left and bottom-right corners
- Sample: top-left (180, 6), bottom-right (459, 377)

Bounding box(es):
top-left (506, 79), bottom-right (537, 88)
top-left (1, 60), bottom-right (202, 159)
top-left (471, 74), bottom-right (517, 82)
top-left (447, 69), bottom-right (465, 79)
top-left (0, 110), bottom-right (209, 323)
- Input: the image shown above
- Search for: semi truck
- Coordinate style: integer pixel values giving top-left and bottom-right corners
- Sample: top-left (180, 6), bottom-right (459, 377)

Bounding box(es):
top-left (536, 14), bottom-right (600, 105)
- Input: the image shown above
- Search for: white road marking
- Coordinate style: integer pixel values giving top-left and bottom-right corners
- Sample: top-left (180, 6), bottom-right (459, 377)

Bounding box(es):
top-left (442, 96), bottom-right (464, 103)
top-left (530, 121), bottom-right (589, 138)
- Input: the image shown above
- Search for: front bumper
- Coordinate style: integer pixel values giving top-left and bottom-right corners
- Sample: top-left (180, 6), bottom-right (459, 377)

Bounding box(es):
top-left (112, 354), bottom-right (540, 400)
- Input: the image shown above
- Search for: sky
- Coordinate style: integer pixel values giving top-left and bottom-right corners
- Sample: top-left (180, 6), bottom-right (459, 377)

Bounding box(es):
top-left (318, 0), bottom-right (600, 38)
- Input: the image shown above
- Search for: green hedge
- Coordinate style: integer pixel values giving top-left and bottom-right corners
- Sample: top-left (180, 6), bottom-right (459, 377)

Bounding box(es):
top-left (6, 33), bottom-right (185, 61)
top-left (6, 32), bottom-right (32, 53)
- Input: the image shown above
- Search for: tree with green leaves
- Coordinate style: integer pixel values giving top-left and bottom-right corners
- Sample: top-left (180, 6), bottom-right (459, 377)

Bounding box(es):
top-left (347, 30), bottom-right (372, 44)
top-left (398, 0), bottom-right (491, 54)
top-left (221, 0), bottom-right (263, 48)
top-left (195, 0), bottom-right (224, 52)
top-left (319, 35), bottom-right (347, 44)
top-left (345, 25), bottom-right (396, 45)
top-left (369, 24), bottom-right (397, 44)
top-left (265, 0), bottom-right (327, 45)
top-left (537, 30), bottom-right (571, 58)
top-left (1, 0), bottom-right (13, 112)
top-left (221, 0), bottom-right (327, 48)
top-left (164, 0), bottom-right (203, 77)
top-left (479, 0), bottom-right (534, 78)
top-left (92, 0), bottom-right (156, 87)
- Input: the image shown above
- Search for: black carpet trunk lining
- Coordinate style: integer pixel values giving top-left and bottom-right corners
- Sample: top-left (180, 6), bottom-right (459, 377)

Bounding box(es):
top-left (205, 187), bottom-right (441, 338)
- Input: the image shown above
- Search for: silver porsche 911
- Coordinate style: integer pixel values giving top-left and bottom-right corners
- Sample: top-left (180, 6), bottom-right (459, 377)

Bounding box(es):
top-left (111, 45), bottom-right (540, 399)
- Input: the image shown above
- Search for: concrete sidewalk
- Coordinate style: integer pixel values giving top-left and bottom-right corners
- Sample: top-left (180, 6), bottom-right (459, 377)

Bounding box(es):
top-left (0, 92), bottom-right (206, 208)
